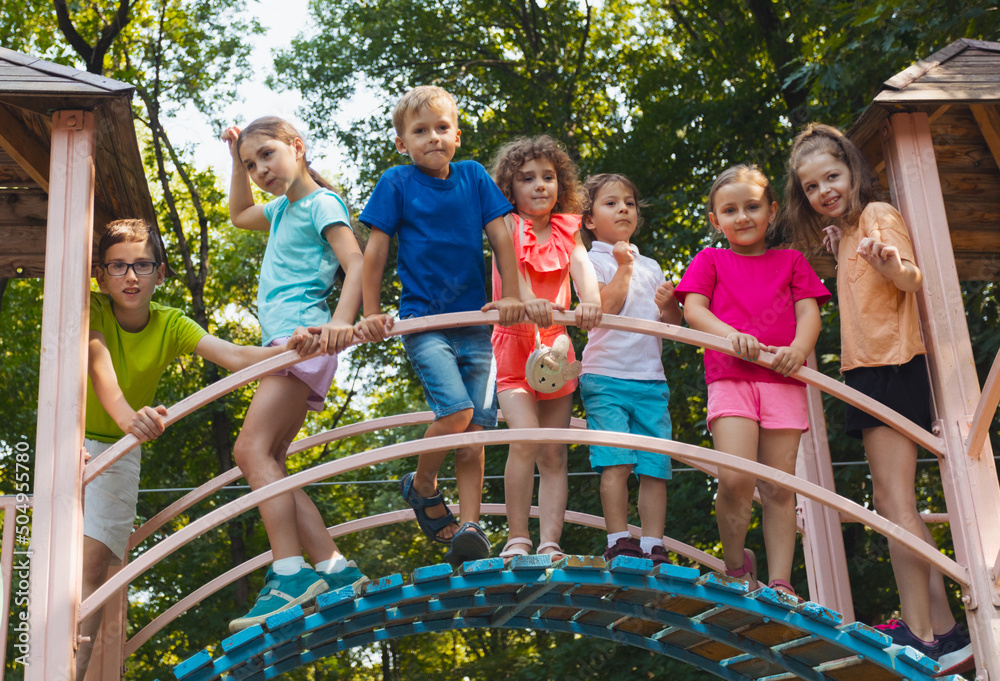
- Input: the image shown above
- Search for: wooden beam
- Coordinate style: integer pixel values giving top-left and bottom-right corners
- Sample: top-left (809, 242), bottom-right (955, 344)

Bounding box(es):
top-left (26, 109), bottom-right (94, 680)
top-left (0, 103), bottom-right (49, 192)
top-left (971, 104), bottom-right (1000, 174)
top-left (883, 111), bottom-right (1000, 672)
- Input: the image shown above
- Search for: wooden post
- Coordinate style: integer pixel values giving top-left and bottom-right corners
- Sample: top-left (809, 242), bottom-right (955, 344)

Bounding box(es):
top-left (797, 354), bottom-right (855, 621)
top-left (882, 111), bottom-right (1000, 678)
top-left (82, 562), bottom-right (127, 681)
top-left (26, 110), bottom-right (95, 680)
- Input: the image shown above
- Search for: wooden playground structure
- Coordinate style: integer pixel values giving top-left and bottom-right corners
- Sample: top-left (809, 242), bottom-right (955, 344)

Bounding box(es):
top-left (1, 38), bottom-right (1000, 680)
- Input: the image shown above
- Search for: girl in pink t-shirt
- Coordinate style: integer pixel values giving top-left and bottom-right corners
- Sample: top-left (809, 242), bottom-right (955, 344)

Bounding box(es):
top-left (675, 165), bottom-right (829, 598)
top-left (488, 135), bottom-right (603, 560)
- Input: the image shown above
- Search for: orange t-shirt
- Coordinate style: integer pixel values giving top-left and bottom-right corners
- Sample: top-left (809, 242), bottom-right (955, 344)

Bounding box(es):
top-left (837, 202), bottom-right (925, 372)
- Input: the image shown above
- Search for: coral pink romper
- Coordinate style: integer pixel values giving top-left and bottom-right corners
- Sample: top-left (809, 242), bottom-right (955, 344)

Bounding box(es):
top-left (491, 213), bottom-right (580, 399)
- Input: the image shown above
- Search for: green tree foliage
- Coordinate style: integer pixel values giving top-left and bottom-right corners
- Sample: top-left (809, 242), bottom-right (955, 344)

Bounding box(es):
top-left (3, 0), bottom-right (1000, 678)
top-left (271, 0), bottom-right (1000, 677)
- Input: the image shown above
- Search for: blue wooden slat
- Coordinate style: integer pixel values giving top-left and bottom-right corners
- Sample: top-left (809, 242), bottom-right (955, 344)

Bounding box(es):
top-left (168, 560), bottom-right (968, 681)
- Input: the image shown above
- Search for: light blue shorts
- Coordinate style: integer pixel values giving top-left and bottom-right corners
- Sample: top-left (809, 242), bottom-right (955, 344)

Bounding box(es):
top-left (579, 373), bottom-right (672, 480)
top-left (402, 325), bottom-right (498, 427)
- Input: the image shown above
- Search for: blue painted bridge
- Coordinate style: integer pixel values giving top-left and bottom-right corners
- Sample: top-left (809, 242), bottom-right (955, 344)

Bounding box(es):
top-left (167, 555), bottom-right (966, 681)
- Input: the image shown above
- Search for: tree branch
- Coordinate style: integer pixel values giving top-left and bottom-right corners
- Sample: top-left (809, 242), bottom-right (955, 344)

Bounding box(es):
top-left (52, 0), bottom-right (95, 69)
top-left (91, 0), bottom-right (133, 74)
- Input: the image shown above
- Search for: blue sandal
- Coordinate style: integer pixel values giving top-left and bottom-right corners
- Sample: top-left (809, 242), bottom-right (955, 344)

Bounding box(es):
top-left (400, 472), bottom-right (457, 544)
top-left (444, 521), bottom-right (491, 566)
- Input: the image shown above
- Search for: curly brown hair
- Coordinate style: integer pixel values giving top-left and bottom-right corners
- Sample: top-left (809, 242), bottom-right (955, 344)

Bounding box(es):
top-left (489, 135), bottom-right (583, 215)
top-left (780, 123), bottom-right (880, 255)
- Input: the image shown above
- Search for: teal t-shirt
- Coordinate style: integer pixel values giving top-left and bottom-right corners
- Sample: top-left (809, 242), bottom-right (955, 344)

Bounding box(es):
top-left (258, 189), bottom-right (352, 345)
top-left (85, 292), bottom-right (208, 442)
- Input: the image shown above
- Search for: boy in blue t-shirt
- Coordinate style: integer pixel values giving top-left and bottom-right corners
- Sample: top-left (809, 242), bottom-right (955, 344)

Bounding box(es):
top-left (357, 85), bottom-right (535, 565)
top-left (79, 219), bottom-right (313, 676)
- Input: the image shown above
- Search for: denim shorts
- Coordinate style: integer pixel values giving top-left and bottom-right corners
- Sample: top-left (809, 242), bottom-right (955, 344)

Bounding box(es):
top-left (579, 373), bottom-right (672, 480)
top-left (401, 325), bottom-right (498, 427)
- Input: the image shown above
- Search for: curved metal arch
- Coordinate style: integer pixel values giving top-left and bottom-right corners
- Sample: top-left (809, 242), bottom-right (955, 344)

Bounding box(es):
top-left (84, 309), bottom-right (944, 486)
top-left (84, 428), bottom-right (966, 622)
top-left (166, 558), bottom-right (951, 681)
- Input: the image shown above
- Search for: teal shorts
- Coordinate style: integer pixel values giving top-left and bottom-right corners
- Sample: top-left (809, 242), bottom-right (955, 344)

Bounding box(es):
top-left (579, 373), bottom-right (672, 480)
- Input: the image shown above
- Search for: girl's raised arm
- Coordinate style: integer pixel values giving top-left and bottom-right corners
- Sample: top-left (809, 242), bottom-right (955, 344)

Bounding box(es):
top-left (222, 125), bottom-right (269, 231)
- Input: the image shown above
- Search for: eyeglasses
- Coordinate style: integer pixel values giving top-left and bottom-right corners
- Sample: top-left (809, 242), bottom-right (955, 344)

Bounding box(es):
top-left (101, 261), bottom-right (160, 277)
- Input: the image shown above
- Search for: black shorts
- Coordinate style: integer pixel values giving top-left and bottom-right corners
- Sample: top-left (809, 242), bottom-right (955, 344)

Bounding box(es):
top-left (843, 355), bottom-right (933, 440)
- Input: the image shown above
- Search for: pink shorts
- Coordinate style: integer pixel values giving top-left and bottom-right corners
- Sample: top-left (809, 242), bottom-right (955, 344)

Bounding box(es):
top-left (706, 379), bottom-right (809, 432)
top-left (268, 336), bottom-right (338, 411)
top-left (492, 325), bottom-right (577, 400)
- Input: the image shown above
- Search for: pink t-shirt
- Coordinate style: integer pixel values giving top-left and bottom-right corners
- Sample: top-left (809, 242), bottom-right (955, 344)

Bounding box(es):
top-left (675, 248), bottom-right (830, 386)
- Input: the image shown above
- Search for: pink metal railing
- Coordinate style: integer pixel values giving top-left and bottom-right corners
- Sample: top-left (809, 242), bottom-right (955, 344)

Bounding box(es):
top-left (68, 309), bottom-right (965, 666)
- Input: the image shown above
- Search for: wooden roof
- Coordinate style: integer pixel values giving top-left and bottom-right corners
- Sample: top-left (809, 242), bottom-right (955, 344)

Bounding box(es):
top-left (842, 39), bottom-right (1000, 281)
top-left (0, 48), bottom-right (155, 278)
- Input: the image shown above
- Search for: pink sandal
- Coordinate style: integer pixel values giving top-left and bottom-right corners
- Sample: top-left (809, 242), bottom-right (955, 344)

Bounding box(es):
top-left (537, 541), bottom-right (566, 561)
top-left (768, 579), bottom-right (803, 601)
top-left (724, 549), bottom-right (759, 589)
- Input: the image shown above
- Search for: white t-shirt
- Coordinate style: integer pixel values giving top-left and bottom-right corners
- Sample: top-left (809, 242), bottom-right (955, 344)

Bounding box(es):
top-left (580, 241), bottom-right (667, 381)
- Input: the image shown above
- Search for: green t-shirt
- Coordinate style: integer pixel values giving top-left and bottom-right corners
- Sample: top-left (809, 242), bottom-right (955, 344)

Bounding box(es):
top-left (85, 292), bottom-right (208, 442)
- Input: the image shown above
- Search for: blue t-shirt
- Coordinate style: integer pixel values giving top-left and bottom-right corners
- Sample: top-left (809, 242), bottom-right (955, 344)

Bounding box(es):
top-left (259, 188), bottom-right (352, 345)
top-left (359, 161), bottom-right (511, 318)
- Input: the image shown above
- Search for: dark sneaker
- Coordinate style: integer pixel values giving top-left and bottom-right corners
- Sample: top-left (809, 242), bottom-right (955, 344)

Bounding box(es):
top-left (935, 623), bottom-right (974, 676)
top-left (645, 545), bottom-right (671, 566)
top-left (873, 619), bottom-right (939, 659)
top-left (603, 536), bottom-right (643, 561)
top-left (229, 567), bottom-right (328, 633)
top-left (319, 560), bottom-right (370, 594)
top-left (444, 521), bottom-right (492, 566)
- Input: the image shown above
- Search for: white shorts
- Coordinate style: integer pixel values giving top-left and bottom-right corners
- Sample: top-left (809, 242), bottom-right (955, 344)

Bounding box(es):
top-left (83, 438), bottom-right (141, 561)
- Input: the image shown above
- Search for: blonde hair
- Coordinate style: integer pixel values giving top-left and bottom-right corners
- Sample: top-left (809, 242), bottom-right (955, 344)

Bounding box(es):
top-left (581, 174), bottom-right (644, 247)
top-left (99, 219), bottom-right (176, 278)
top-left (490, 136), bottom-right (583, 215)
top-left (236, 116), bottom-right (338, 193)
top-left (707, 165), bottom-right (780, 245)
top-left (781, 123), bottom-right (880, 254)
top-left (392, 86), bottom-right (459, 136)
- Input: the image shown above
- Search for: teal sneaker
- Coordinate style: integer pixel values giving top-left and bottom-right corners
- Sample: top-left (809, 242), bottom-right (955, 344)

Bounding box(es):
top-left (228, 566), bottom-right (328, 633)
top-left (319, 560), bottom-right (370, 594)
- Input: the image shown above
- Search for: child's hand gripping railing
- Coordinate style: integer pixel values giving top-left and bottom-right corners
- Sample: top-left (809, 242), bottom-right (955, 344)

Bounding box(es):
top-left (78, 310), bottom-right (965, 662)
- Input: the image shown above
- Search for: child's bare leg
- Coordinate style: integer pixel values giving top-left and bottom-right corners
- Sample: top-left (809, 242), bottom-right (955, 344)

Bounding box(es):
top-left (454, 425), bottom-right (485, 526)
top-left (756, 428), bottom-right (802, 585)
top-left (923, 520), bottom-right (958, 634)
top-left (637, 474), bottom-right (667, 541)
top-left (535, 394), bottom-right (572, 551)
top-left (499, 388), bottom-right (541, 541)
top-left (865, 425), bottom-right (936, 642)
top-left (233, 374), bottom-right (310, 560)
top-left (76, 537), bottom-right (120, 677)
top-left (601, 465), bottom-right (633, 535)
top-left (711, 416), bottom-right (760, 573)
top-left (411, 409), bottom-right (474, 541)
